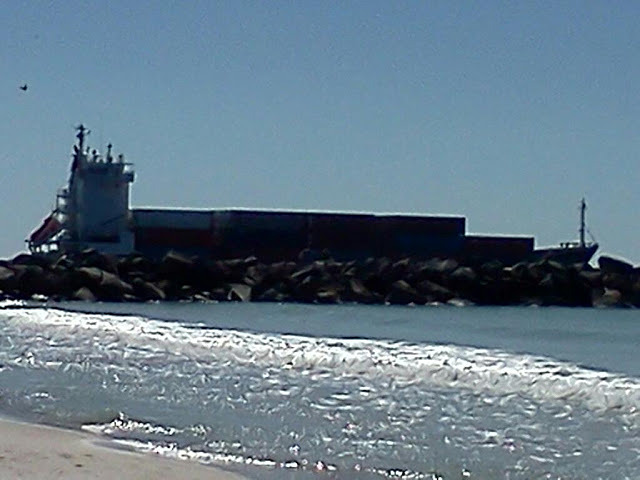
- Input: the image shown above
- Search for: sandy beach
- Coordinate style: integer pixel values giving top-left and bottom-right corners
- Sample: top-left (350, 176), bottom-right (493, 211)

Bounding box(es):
top-left (0, 418), bottom-right (245, 479)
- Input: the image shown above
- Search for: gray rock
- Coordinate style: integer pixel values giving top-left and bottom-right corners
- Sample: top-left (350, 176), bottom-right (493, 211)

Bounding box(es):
top-left (131, 277), bottom-right (166, 301)
top-left (602, 273), bottom-right (631, 292)
top-left (75, 266), bottom-right (104, 287)
top-left (386, 280), bottom-right (426, 305)
top-left (161, 251), bottom-right (195, 278)
top-left (479, 260), bottom-right (504, 279)
top-left (72, 286), bottom-right (97, 302)
top-left (75, 266), bottom-right (133, 300)
top-left (592, 287), bottom-right (626, 308)
top-left (538, 273), bottom-right (555, 290)
top-left (346, 278), bottom-right (380, 304)
top-left (78, 249), bottom-right (119, 274)
top-left (256, 287), bottom-right (291, 302)
top-left (449, 266), bottom-right (478, 285)
top-left (315, 287), bottom-right (341, 304)
top-left (578, 269), bottom-right (602, 287)
top-left (228, 283), bottom-right (252, 302)
top-left (416, 280), bottom-right (454, 303)
top-left (10, 253), bottom-right (53, 268)
top-left (0, 266), bottom-right (16, 289)
top-left (100, 271), bottom-right (133, 293)
top-left (598, 256), bottom-right (634, 275)
top-left (418, 258), bottom-right (459, 279)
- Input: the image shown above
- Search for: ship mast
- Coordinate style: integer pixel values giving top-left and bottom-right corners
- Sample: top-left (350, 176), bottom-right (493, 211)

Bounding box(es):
top-left (76, 124), bottom-right (89, 152)
top-left (579, 198), bottom-right (586, 247)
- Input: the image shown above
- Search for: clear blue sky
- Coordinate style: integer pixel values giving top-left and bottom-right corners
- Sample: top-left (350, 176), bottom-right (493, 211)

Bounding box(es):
top-left (2, 1), bottom-right (639, 263)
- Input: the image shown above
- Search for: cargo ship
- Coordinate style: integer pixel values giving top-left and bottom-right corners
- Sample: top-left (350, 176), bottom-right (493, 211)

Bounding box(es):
top-left (527, 198), bottom-right (598, 264)
top-left (27, 126), bottom-right (597, 265)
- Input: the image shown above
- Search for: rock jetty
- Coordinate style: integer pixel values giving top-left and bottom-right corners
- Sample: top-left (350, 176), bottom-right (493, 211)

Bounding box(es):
top-left (0, 249), bottom-right (638, 307)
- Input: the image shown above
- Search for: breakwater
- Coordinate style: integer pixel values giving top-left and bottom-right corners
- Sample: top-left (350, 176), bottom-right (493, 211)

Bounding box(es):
top-left (0, 250), bottom-right (638, 307)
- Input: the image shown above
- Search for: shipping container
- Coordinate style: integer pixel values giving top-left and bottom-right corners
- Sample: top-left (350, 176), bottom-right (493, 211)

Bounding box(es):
top-left (375, 215), bottom-right (466, 237)
top-left (376, 215), bottom-right (465, 258)
top-left (135, 227), bottom-right (212, 247)
top-left (211, 210), bottom-right (308, 261)
top-left (130, 207), bottom-right (532, 263)
top-left (133, 209), bottom-right (212, 230)
top-left (307, 213), bottom-right (465, 260)
top-left (212, 210), bottom-right (308, 232)
top-left (308, 213), bottom-right (379, 254)
top-left (387, 233), bottom-right (465, 258)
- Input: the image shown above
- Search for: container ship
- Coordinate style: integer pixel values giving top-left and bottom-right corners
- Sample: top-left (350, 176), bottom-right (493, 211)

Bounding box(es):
top-left (27, 126), bottom-right (597, 265)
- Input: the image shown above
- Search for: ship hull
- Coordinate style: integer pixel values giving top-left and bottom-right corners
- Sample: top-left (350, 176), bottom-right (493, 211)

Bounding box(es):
top-left (528, 243), bottom-right (598, 265)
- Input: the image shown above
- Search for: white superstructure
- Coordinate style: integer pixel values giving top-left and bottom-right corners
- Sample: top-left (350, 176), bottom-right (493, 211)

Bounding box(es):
top-left (28, 125), bottom-right (135, 255)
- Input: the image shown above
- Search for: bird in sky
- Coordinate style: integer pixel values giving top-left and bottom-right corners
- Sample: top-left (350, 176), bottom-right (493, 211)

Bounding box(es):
top-left (19, 84), bottom-right (28, 91)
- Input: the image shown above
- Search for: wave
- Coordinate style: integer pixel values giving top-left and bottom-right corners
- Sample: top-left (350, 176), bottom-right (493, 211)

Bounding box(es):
top-left (1, 303), bottom-right (639, 478)
top-left (0, 304), bottom-right (638, 419)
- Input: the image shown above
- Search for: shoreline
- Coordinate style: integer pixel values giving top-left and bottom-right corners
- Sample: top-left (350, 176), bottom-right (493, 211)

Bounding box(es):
top-left (0, 417), bottom-right (245, 479)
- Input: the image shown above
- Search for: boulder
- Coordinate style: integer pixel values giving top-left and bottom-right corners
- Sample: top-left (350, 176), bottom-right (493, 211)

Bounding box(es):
top-left (160, 251), bottom-right (195, 279)
top-left (373, 257), bottom-right (393, 278)
top-left (131, 277), bottom-right (166, 301)
top-left (598, 256), bottom-right (634, 275)
top-left (340, 260), bottom-right (358, 278)
top-left (447, 297), bottom-right (474, 307)
top-left (0, 266), bottom-right (16, 290)
top-left (155, 279), bottom-right (179, 298)
top-left (538, 273), bottom-right (555, 291)
top-left (416, 280), bottom-right (455, 303)
top-left (602, 273), bottom-right (632, 292)
top-left (388, 258), bottom-right (412, 281)
top-left (291, 273), bottom-right (327, 302)
top-left (177, 284), bottom-right (196, 300)
top-left (315, 287), bottom-right (341, 304)
top-left (76, 266), bottom-right (133, 301)
top-left (385, 280), bottom-right (426, 305)
top-left (11, 264), bottom-right (53, 295)
top-left (345, 278), bottom-right (380, 304)
top-left (416, 258), bottom-right (459, 281)
top-left (290, 263), bottom-right (322, 282)
top-left (449, 266), bottom-right (478, 286)
top-left (228, 283), bottom-right (252, 302)
top-left (478, 259), bottom-right (504, 280)
top-left (72, 286), bottom-right (97, 302)
top-left (578, 269), bottom-right (603, 287)
top-left (97, 271), bottom-right (134, 301)
top-left (77, 249), bottom-right (119, 274)
top-left (75, 266), bottom-right (104, 287)
top-left (592, 287), bottom-right (626, 308)
top-left (53, 255), bottom-right (75, 270)
top-left (256, 287), bottom-right (292, 303)
top-left (506, 262), bottom-right (530, 281)
top-left (629, 280), bottom-right (640, 307)
top-left (263, 261), bottom-right (296, 284)
top-left (243, 265), bottom-right (266, 287)
top-left (10, 253), bottom-right (54, 268)
top-left (118, 254), bottom-right (156, 277)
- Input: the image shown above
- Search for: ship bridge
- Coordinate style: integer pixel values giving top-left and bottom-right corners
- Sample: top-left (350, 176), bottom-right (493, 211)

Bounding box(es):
top-left (28, 125), bottom-right (135, 255)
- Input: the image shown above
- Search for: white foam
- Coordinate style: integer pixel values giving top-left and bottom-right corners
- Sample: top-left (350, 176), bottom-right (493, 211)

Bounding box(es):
top-left (1, 305), bottom-right (639, 422)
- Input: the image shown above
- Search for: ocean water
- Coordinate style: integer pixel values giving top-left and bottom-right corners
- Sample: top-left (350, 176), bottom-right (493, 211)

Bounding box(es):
top-left (0, 301), bottom-right (638, 479)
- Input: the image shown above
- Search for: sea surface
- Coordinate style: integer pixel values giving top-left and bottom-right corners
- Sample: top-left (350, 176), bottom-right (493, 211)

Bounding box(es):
top-left (0, 300), bottom-right (638, 479)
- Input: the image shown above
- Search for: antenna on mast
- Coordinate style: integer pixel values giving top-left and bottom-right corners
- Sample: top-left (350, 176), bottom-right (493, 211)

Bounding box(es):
top-left (75, 124), bottom-right (90, 152)
top-left (579, 198), bottom-right (586, 247)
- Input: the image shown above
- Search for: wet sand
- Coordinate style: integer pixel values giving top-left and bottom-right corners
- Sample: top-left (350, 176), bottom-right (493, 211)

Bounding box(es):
top-left (0, 418), bottom-right (245, 479)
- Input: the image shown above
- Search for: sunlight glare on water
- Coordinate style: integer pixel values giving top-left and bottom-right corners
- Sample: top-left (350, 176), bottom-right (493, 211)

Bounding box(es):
top-left (0, 302), bottom-right (638, 479)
